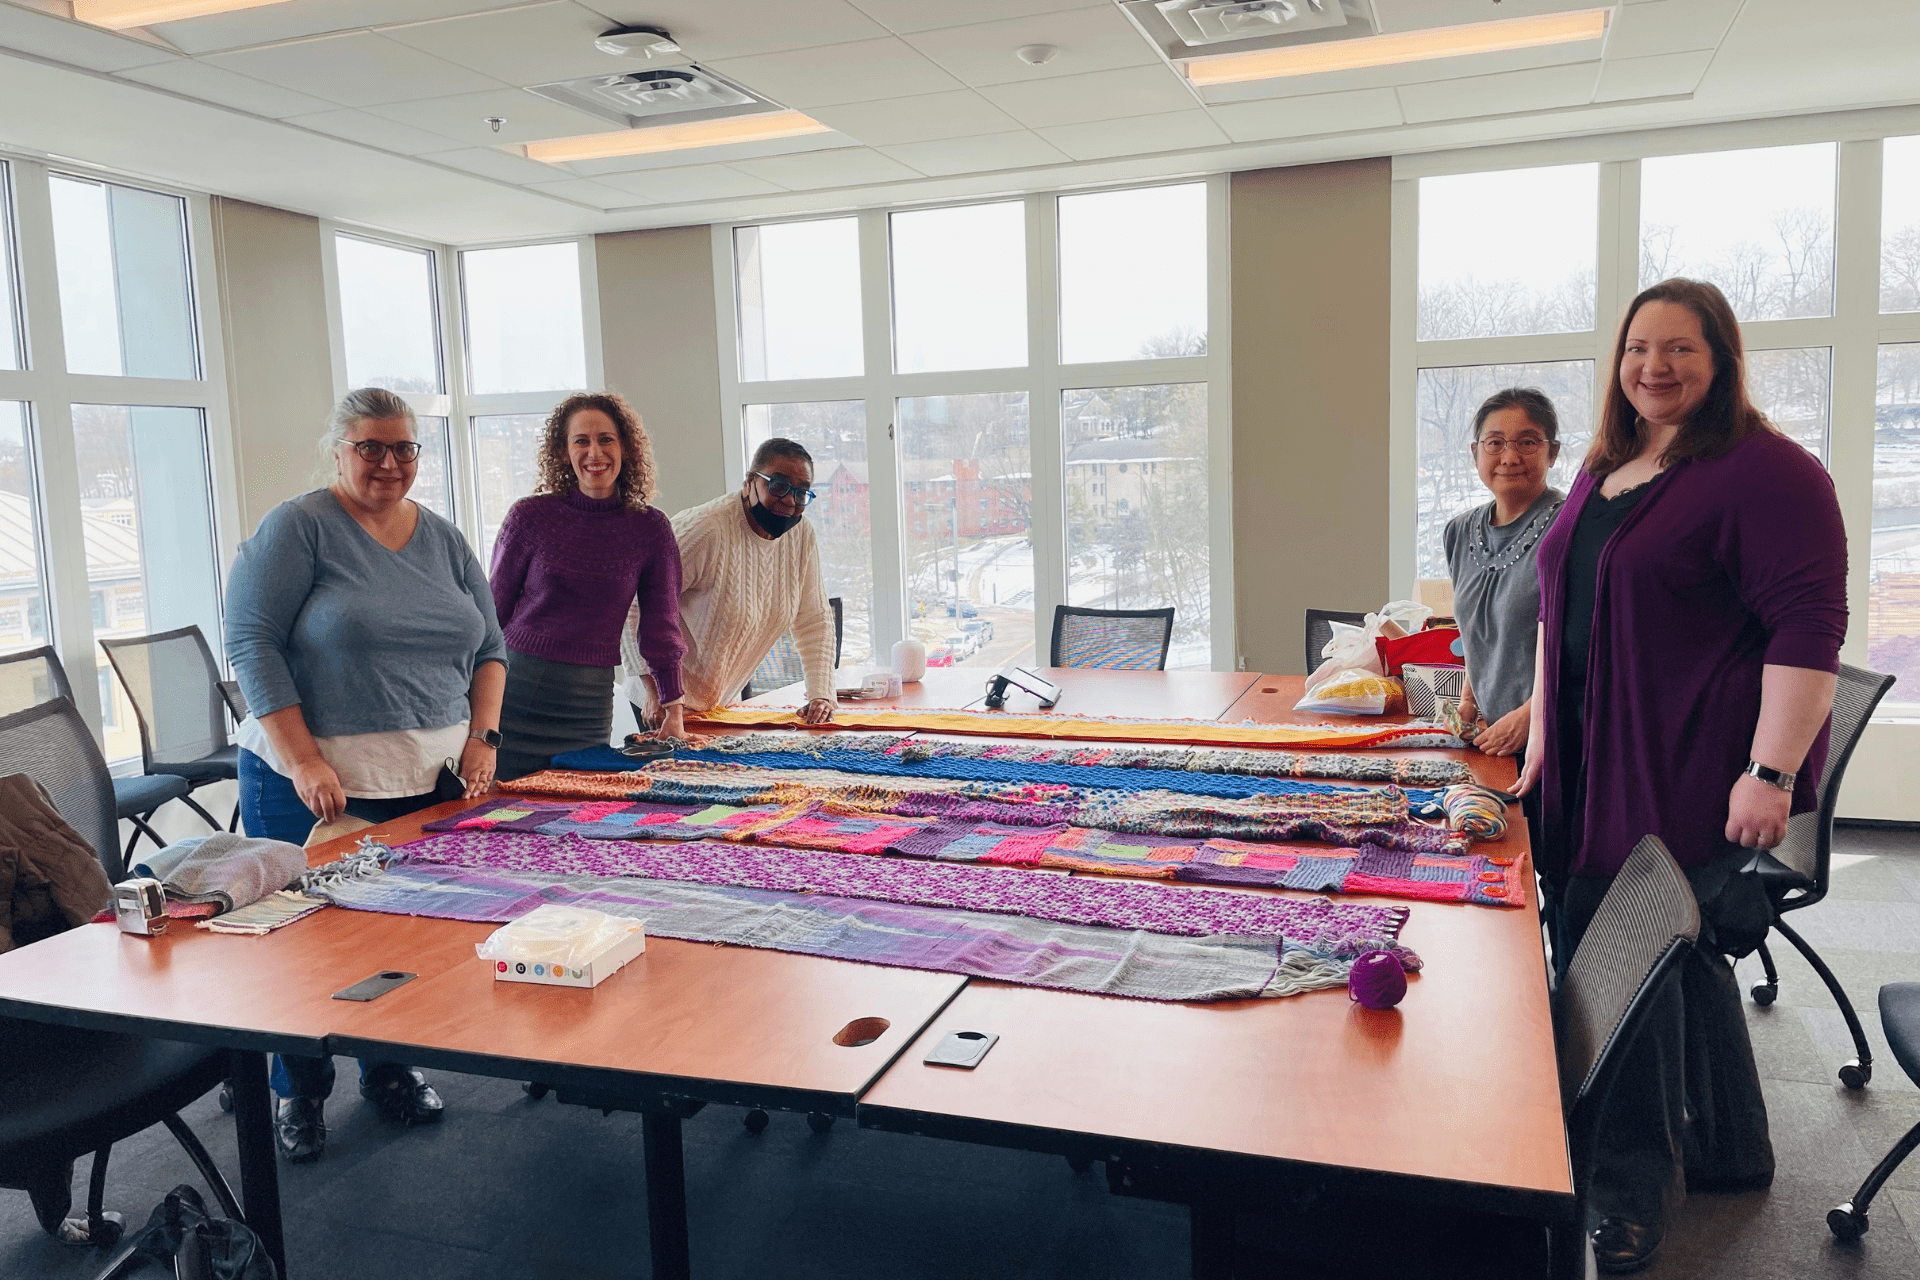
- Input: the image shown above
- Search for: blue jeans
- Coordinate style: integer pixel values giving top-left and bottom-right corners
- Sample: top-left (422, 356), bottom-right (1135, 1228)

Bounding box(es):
top-left (239, 748), bottom-right (434, 1100)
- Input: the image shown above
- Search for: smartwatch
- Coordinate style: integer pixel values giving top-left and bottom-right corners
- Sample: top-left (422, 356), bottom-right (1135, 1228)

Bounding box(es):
top-left (1745, 760), bottom-right (1795, 792)
top-left (470, 728), bottom-right (502, 749)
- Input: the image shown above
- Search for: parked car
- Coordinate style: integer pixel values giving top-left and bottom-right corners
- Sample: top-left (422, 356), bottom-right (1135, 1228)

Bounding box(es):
top-left (925, 646), bottom-right (954, 668)
top-left (942, 600), bottom-right (979, 618)
top-left (944, 631), bottom-right (974, 659)
top-left (962, 619), bottom-right (994, 643)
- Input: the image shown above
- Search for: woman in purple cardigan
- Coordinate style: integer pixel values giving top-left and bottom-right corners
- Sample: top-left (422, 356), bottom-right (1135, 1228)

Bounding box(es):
top-left (489, 392), bottom-right (688, 780)
top-left (1518, 278), bottom-right (1846, 1274)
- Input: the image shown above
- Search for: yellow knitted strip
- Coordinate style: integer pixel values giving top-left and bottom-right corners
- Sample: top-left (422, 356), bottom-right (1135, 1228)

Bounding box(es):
top-left (686, 705), bottom-right (1456, 749)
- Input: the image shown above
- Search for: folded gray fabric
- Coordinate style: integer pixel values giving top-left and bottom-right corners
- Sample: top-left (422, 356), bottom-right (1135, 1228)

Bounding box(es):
top-left (152, 834), bottom-right (306, 913)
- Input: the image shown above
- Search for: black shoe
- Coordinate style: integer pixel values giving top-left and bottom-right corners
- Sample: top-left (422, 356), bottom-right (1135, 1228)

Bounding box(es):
top-left (359, 1064), bottom-right (444, 1126)
top-left (275, 1097), bottom-right (326, 1163)
top-left (1686, 1167), bottom-right (1773, 1194)
top-left (1592, 1217), bottom-right (1664, 1275)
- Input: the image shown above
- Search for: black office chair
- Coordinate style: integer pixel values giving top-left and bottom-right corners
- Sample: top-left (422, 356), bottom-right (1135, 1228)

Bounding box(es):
top-left (1828, 982), bottom-right (1920, 1241)
top-left (98, 627), bottom-right (239, 833)
top-left (1742, 663), bottom-right (1894, 1089)
top-left (1049, 606), bottom-right (1174, 670)
top-left (0, 646), bottom-right (193, 864)
top-left (0, 698), bottom-right (242, 1248)
top-left (1549, 835), bottom-right (1701, 1279)
top-left (742, 597), bottom-right (844, 699)
top-left (1303, 608), bottom-right (1369, 673)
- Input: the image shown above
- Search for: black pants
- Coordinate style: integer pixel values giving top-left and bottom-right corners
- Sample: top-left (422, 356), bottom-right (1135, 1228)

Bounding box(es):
top-left (1547, 853), bottom-right (1775, 1225)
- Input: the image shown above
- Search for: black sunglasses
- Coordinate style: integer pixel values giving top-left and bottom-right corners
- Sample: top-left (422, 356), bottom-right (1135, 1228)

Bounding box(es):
top-left (753, 471), bottom-right (816, 506)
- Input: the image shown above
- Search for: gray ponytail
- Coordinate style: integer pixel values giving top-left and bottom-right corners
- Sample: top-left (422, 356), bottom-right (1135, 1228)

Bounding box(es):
top-left (313, 388), bottom-right (417, 482)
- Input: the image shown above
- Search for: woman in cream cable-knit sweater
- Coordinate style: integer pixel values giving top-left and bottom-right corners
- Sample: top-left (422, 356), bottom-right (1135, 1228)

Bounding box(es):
top-left (622, 437), bottom-right (837, 730)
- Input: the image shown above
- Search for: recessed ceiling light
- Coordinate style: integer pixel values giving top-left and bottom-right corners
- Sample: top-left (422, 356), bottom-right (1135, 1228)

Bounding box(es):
top-left (72, 0), bottom-right (299, 28)
top-left (524, 110), bottom-right (831, 164)
top-left (1181, 8), bottom-right (1610, 86)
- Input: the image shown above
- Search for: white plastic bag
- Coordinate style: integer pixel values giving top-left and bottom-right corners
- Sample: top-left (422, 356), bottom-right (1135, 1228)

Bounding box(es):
top-left (1306, 599), bottom-right (1433, 688)
top-left (474, 904), bottom-right (641, 968)
top-left (1293, 668), bottom-right (1401, 716)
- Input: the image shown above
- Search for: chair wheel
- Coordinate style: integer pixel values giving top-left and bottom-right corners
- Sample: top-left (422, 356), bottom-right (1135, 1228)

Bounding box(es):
top-left (1066, 1155), bottom-right (1094, 1174)
top-left (744, 1108), bottom-right (770, 1134)
top-left (88, 1215), bottom-right (126, 1250)
top-left (1839, 1061), bottom-right (1870, 1090)
top-left (1750, 982), bottom-right (1778, 1006)
top-left (806, 1111), bottom-right (834, 1134)
top-left (522, 1082), bottom-right (549, 1099)
top-left (218, 1083), bottom-right (234, 1113)
top-left (1828, 1203), bottom-right (1869, 1241)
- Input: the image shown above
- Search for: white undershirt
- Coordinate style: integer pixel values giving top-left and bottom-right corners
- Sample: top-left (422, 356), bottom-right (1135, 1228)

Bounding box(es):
top-left (236, 716), bottom-right (468, 799)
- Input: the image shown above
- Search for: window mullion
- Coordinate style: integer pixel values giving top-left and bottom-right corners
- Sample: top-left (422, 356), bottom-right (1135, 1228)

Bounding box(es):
top-left (858, 208), bottom-right (904, 661)
top-left (1204, 171), bottom-right (1235, 672)
top-left (1833, 137), bottom-right (1883, 666)
top-left (1028, 191), bottom-right (1066, 665)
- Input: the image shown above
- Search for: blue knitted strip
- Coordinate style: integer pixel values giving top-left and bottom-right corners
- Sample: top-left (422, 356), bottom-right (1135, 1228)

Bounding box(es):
top-left (548, 744), bottom-right (1443, 808)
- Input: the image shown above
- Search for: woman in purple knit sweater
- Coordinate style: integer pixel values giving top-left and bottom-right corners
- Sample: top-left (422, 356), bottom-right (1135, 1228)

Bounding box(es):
top-left (1518, 279), bottom-right (1846, 1274)
top-left (489, 392), bottom-right (688, 781)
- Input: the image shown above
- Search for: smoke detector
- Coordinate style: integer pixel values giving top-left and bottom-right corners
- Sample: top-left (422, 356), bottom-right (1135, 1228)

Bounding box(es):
top-left (594, 25), bottom-right (682, 59)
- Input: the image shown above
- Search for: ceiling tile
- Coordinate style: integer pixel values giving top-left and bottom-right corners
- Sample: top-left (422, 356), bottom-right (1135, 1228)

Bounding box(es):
top-left (978, 63), bottom-right (1196, 129)
top-left (149, 0), bottom-right (533, 57)
top-left (421, 145), bottom-right (569, 183)
top-left (588, 0), bottom-right (889, 61)
top-left (1034, 110), bottom-right (1228, 161)
top-left (849, 0), bottom-right (1107, 35)
top-left (525, 177), bottom-right (649, 209)
top-left (367, 87), bottom-right (617, 147)
top-left (595, 163), bottom-right (786, 201)
top-left (900, 7), bottom-right (1158, 87)
top-left (381, 2), bottom-right (684, 88)
top-left (879, 130), bottom-right (1071, 176)
top-left (703, 37), bottom-right (964, 108)
top-left (284, 107), bottom-right (467, 156)
top-left (1395, 61), bottom-right (1601, 125)
top-left (1206, 88), bottom-right (1404, 142)
top-left (206, 32), bottom-right (504, 108)
top-left (118, 58), bottom-right (339, 119)
top-left (728, 146), bottom-right (923, 190)
top-left (0, 5), bottom-right (178, 73)
top-left (1369, 0), bottom-right (1604, 36)
top-left (558, 130), bottom-right (854, 176)
top-left (1593, 49), bottom-right (1714, 103)
top-left (808, 89), bottom-right (1022, 146)
top-left (1605, 0), bottom-right (1741, 60)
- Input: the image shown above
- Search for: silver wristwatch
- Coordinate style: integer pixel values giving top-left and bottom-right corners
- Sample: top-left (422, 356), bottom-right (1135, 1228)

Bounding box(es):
top-left (1745, 760), bottom-right (1796, 792)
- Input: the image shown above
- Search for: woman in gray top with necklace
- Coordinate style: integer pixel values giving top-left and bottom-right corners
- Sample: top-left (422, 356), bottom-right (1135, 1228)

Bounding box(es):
top-left (1443, 387), bottom-right (1566, 757)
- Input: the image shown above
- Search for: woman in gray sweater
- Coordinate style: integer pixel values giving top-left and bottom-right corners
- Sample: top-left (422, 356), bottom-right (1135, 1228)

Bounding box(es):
top-left (226, 387), bottom-right (507, 1163)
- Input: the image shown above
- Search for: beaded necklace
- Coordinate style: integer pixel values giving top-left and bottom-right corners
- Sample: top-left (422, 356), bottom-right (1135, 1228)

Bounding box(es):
top-left (1466, 496), bottom-right (1562, 573)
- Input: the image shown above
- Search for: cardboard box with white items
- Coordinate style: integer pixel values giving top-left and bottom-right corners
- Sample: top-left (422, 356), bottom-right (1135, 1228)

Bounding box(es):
top-left (475, 904), bottom-right (646, 988)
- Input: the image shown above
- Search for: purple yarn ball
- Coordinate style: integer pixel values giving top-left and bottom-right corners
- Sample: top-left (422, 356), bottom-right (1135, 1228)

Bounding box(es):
top-left (1347, 948), bottom-right (1408, 1009)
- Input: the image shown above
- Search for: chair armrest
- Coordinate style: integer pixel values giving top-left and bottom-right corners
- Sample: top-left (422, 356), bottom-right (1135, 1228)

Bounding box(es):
top-left (218, 680), bottom-right (248, 723)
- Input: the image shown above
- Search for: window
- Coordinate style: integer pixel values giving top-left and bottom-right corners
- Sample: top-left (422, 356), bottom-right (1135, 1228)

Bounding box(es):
top-left (1418, 165), bottom-right (1597, 341)
top-left (49, 175), bottom-right (198, 379)
top-left (891, 202), bottom-right (1026, 373)
top-left (1747, 348), bottom-right (1831, 463)
top-left (0, 403), bottom-right (49, 653)
top-left (336, 235), bottom-right (441, 393)
top-left (461, 242), bottom-right (585, 394)
top-left (1065, 384), bottom-right (1210, 668)
top-left (0, 164), bottom-right (20, 372)
top-left (1639, 144), bottom-right (1836, 321)
top-left (1058, 184), bottom-right (1207, 362)
top-left (744, 403), bottom-right (872, 664)
top-left (472, 413), bottom-right (547, 563)
top-left (1872, 343), bottom-right (1920, 707)
top-left (97, 666), bottom-right (117, 730)
top-left (735, 218), bottom-right (863, 382)
top-left (412, 416), bottom-right (454, 522)
top-left (1880, 136), bottom-right (1920, 313)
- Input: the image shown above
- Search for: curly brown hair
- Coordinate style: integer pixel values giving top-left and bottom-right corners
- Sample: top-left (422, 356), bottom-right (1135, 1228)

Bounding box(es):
top-left (535, 391), bottom-right (658, 510)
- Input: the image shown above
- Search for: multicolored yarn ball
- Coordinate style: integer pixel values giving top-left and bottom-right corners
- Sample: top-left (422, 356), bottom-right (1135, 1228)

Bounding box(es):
top-left (1441, 784), bottom-right (1508, 840)
top-left (1347, 948), bottom-right (1408, 1009)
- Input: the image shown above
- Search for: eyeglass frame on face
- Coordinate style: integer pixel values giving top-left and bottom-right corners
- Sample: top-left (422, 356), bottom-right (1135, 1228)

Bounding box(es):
top-left (751, 470), bottom-right (817, 507)
top-left (1471, 433), bottom-right (1551, 457)
top-left (342, 438), bottom-right (423, 465)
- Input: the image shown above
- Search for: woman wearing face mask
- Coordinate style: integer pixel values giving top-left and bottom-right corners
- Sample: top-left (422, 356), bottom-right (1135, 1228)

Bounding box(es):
top-left (622, 437), bottom-right (837, 730)
top-left (1443, 387), bottom-right (1564, 758)
top-left (489, 392), bottom-right (686, 780)
top-left (1516, 279), bottom-right (1846, 1274)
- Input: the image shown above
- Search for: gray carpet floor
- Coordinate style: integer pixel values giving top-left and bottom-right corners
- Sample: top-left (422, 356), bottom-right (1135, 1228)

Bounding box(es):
top-left (4, 825), bottom-right (1918, 1279)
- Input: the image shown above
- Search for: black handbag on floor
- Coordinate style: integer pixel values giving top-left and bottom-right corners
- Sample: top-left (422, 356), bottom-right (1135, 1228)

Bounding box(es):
top-left (98, 1184), bottom-right (277, 1280)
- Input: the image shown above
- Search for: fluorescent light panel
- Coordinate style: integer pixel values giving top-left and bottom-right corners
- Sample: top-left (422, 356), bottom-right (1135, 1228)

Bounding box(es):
top-left (73, 0), bottom-right (298, 28)
top-left (525, 110), bottom-right (830, 164)
top-left (1183, 9), bottom-right (1610, 86)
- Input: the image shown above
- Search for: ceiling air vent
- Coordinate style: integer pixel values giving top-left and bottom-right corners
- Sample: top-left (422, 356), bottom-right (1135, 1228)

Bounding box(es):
top-left (1163, 0), bottom-right (1348, 46)
top-left (528, 66), bottom-right (770, 130)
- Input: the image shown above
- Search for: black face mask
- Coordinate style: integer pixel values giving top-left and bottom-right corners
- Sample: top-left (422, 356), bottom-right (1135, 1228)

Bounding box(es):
top-left (748, 501), bottom-right (803, 538)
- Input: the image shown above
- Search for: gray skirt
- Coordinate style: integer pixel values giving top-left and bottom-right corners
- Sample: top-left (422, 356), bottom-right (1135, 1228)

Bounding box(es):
top-left (497, 648), bottom-right (614, 781)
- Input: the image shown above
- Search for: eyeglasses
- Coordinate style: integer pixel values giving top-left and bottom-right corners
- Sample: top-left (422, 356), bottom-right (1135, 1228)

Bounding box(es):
top-left (1472, 436), bottom-right (1550, 456)
top-left (343, 438), bottom-right (422, 464)
top-left (753, 471), bottom-right (817, 506)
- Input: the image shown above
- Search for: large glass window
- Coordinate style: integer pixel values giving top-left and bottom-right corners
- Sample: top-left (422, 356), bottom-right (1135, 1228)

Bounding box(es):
top-left (891, 202), bottom-right (1026, 374)
top-left (1415, 361), bottom-right (1594, 579)
top-left (0, 403), bottom-right (48, 653)
top-left (461, 243), bottom-right (585, 395)
top-left (0, 164), bottom-right (20, 372)
top-left (1418, 164), bottom-right (1597, 341)
top-left (1880, 136), bottom-right (1920, 313)
top-left (49, 175), bottom-right (198, 379)
top-left (471, 413), bottom-right (547, 563)
top-left (744, 402), bottom-right (873, 664)
top-left (735, 218), bottom-right (862, 382)
top-left (1639, 144), bottom-right (1836, 322)
top-left (1064, 384), bottom-right (1210, 668)
top-left (1871, 344), bottom-right (1920, 708)
top-left (1058, 184), bottom-right (1207, 363)
top-left (1748, 348), bottom-right (1831, 463)
top-left (413, 415), bottom-right (454, 522)
top-left (337, 235), bottom-right (441, 394)
top-left (899, 393), bottom-right (1032, 669)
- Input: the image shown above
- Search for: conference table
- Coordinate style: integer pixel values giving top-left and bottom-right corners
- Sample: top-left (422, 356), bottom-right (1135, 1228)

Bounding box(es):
top-left (0, 669), bottom-right (1572, 1279)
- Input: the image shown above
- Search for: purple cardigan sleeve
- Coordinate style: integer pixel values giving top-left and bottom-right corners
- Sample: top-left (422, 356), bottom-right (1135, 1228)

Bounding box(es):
top-left (488, 499), bottom-right (535, 633)
top-left (1720, 439), bottom-right (1848, 673)
top-left (634, 508), bottom-right (687, 706)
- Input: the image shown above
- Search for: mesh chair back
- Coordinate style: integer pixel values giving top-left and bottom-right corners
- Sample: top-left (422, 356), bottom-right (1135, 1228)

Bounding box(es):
top-left (0, 698), bottom-right (123, 880)
top-left (746, 634), bottom-right (806, 699)
top-left (1050, 606), bottom-right (1175, 670)
top-left (98, 627), bottom-right (229, 772)
top-left (1555, 836), bottom-right (1700, 1115)
top-left (1304, 608), bottom-right (1368, 673)
top-left (829, 596), bottom-right (844, 669)
top-left (1767, 663), bottom-right (1895, 887)
top-left (0, 646), bottom-right (73, 716)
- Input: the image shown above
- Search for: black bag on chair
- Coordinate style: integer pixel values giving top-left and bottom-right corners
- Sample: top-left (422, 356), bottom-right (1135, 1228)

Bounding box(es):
top-left (99, 1184), bottom-right (277, 1280)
